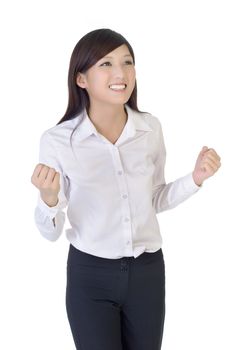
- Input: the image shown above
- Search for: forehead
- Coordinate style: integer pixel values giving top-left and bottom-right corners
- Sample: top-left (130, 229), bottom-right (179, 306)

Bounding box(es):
top-left (102, 44), bottom-right (132, 58)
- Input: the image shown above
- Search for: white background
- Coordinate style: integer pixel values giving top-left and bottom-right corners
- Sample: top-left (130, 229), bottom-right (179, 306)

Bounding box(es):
top-left (0, 0), bottom-right (233, 349)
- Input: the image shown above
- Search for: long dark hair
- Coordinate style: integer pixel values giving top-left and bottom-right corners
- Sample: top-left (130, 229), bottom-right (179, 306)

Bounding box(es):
top-left (56, 28), bottom-right (148, 147)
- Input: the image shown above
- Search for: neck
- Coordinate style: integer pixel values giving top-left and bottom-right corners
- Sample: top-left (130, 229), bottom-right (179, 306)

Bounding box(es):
top-left (87, 103), bottom-right (127, 133)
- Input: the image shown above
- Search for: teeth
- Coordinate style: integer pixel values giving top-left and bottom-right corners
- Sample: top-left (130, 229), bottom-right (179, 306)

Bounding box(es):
top-left (109, 84), bottom-right (126, 90)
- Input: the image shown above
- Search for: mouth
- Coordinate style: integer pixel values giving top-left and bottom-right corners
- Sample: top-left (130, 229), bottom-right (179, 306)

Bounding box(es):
top-left (109, 83), bottom-right (127, 91)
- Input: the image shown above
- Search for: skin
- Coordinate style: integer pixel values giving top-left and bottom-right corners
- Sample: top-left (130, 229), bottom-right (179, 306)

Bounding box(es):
top-left (76, 44), bottom-right (136, 140)
top-left (192, 146), bottom-right (221, 186)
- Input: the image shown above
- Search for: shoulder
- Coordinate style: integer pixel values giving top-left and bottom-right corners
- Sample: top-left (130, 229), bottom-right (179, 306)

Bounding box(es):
top-left (136, 109), bottom-right (163, 131)
top-left (44, 117), bottom-right (78, 137)
top-left (39, 117), bottom-right (79, 146)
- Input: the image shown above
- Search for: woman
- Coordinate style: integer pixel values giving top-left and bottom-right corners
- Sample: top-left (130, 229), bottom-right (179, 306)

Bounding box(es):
top-left (31, 28), bottom-right (221, 350)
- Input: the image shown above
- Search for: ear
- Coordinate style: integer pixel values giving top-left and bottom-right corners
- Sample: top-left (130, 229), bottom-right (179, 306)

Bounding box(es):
top-left (76, 72), bottom-right (86, 88)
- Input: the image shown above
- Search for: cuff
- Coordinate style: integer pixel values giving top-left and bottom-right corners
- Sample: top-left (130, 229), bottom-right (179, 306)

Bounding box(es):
top-left (182, 172), bottom-right (203, 193)
top-left (37, 193), bottom-right (60, 219)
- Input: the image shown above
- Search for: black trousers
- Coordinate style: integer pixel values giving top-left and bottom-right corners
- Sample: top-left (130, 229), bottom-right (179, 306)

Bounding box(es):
top-left (66, 243), bottom-right (166, 350)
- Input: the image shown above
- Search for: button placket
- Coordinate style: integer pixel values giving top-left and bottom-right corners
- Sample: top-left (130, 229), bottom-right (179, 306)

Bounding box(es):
top-left (112, 146), bottom-right (132, 250)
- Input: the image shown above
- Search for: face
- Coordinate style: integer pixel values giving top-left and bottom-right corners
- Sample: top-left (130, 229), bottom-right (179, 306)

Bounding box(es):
top-left (76, 44), bottom-right (136, 107)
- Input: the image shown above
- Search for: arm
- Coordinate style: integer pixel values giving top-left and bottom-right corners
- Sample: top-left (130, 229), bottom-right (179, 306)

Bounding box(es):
top-left (152, 118), bottom-right (201, 213)
top-left (34, 131), bottom-right (70, 241)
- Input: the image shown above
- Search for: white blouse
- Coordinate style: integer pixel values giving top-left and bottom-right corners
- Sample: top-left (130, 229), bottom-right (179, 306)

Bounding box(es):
top-left (34, 104), bottom-right (201, 259)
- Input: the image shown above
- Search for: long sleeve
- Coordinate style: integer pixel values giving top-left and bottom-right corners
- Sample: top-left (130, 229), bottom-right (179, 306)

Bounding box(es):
top-left (34, 131), bottom-right (70, 241)
top-left (152, 119), bottom-right (201, 213)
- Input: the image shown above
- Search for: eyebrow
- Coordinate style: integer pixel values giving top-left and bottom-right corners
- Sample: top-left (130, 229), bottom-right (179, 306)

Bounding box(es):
top-left (102, 54), bottom-right (132, 59)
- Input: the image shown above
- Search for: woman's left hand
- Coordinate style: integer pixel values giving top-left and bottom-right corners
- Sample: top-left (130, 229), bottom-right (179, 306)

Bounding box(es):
top-left (192, 146), bottom-right (221, 186)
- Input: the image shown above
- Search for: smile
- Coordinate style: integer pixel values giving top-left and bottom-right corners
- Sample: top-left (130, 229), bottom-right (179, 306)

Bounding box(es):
top-left (109, 84), bottom-right (127, 91)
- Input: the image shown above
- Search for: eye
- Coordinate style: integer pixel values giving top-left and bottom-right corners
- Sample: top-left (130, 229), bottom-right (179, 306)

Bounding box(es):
top-left (100, 60), bottom-right (134, 66)
top-left (100, 61), bottom-right (111, 66)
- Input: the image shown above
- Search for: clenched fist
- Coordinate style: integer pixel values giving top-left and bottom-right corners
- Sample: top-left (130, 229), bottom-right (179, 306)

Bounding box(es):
top-left (192, 146), bottom-right (221, 186)
top-left (31, 163), bottom-right (60, 207)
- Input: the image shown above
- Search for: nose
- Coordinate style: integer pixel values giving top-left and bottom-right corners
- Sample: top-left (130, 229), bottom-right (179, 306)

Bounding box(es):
top-left (111, 64), bottom-right (126, 77)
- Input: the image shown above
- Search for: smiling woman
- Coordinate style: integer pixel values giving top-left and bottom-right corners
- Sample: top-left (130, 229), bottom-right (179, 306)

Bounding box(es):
top-left (33, 28), bottom-right (209, 350)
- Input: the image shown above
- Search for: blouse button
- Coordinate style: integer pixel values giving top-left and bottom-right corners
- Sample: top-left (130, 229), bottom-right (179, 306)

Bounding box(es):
top-left (118, 170), bottom-right (122, 175)
top-left (122, 194), bottom-right (128, 199)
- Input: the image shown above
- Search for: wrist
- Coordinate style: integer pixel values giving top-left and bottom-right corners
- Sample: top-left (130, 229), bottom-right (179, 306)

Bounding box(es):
top-left (192, 172), bottom-right (203, 187)
top-left (41, 195), bottom-right (59, 207)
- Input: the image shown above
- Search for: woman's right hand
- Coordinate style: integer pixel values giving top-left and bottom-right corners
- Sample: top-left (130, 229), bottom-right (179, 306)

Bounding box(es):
top-left (31, 163), bottom-right (60, 207)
